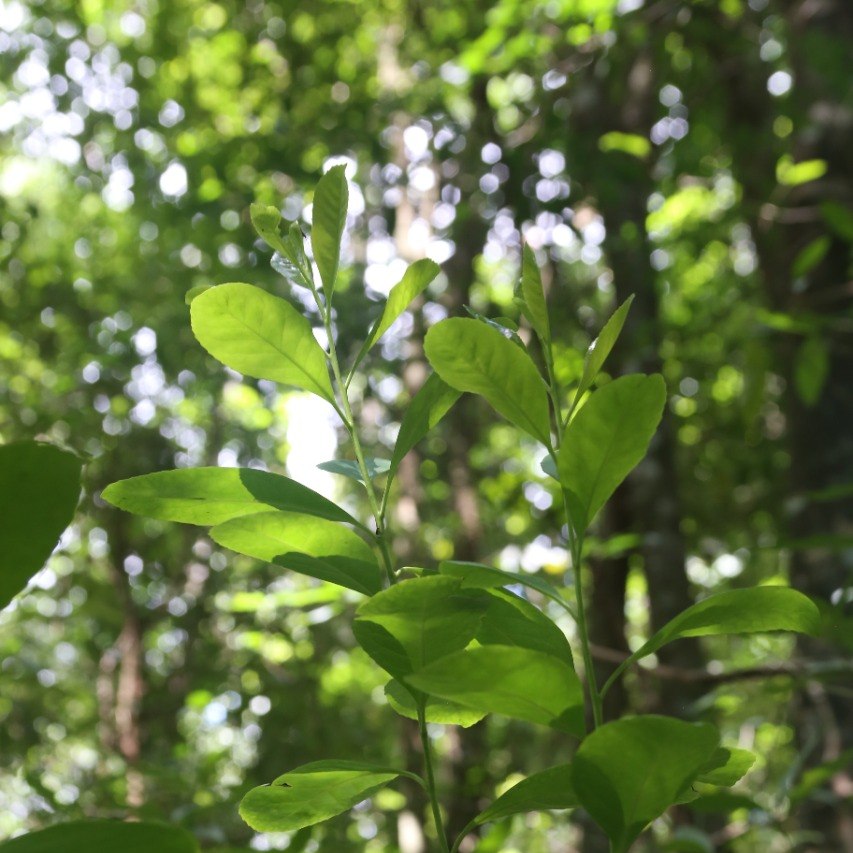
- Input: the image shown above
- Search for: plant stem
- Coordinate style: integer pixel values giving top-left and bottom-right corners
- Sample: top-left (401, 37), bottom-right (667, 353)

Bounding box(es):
top-left (417, 702), bottom-right (450, 853)
top-left (318, 291), bottom-right (397, 586)
top-left (562, 488), bottom-right (604, 729)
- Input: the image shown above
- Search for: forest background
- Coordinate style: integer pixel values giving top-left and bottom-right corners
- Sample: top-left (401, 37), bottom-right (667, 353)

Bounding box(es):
top-left (0, 0), bottom-right (851, 851)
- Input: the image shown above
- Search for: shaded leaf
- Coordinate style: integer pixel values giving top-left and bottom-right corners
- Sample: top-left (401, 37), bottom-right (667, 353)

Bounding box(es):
top-left (425, 317), bottom-right (551, 445)
top-left (520, 244), bottom-right (550, 343)
top-left (388, 373), bottom-right (461, 480)
top-left (311, 165), bottom-right (348, 294)
top-left (695, 747), bottom-right (756, 787)
top-left (191, 283), bottom-right (335, 403)
top-left (269, 221), bottom-right (314, 291)
top-left (0, 821), bottom-right (198, 853)
top-left (250, 202), bottom-right (289, 256)
top-left (792, 236), bottom-right (830, 278)
top-left (472, 765), bottom-right (576, 827)
top-left (573, 296), bottom-right (634, 405)
top-left (559, 374), bottom-right (665, 531)
top-left (384, 679), bottom-right (485, 728)
top-left (211, 511), bottom-right (381, 596)
top-left (0, 442), bottom-right (81, 611)
top-left (795, 336), bottom-right (829, 407)
top-left (317, 457), bottom-right (390, 483)
top-left (354, 576), bottom-right (489, 680)
top-left (240, 760), bottom-right (403, 832)
top-left (572, 715), bottom-right (720, 853)
top-left (103, 467), bottom-right (359, 527)
top-left (408, 645), bottom-right (585, 735)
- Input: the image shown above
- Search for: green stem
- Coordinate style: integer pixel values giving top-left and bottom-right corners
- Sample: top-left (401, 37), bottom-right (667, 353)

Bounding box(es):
top-left (418, 702), bottom-right (450, 853)
top-left (562, 488), bottom-right (604, 729)
top-left (318, 291), bottom-right (396, 586)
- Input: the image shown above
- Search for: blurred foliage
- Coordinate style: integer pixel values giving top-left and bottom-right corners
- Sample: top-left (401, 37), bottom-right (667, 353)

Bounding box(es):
top-left (0, 0), bottom-right (850, 850)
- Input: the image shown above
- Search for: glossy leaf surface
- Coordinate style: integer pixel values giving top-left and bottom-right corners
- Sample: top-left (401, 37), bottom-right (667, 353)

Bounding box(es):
top-left (573, 296), bottom-right (634, 404)
top-left (103, 467), bottom-right (359, 527)
top-left (190, 283), bottom-right (335, 403)
top-left (240, 760), bottom-right (402, 832)
top-left (317, 457), bottom-right (390, 482)
top-left (211, 511), bottom-right (381, 595)
top-left (311, 165), bottom-right (347, 294)
top-left (425, 317), bottom-right (551, 445)
top-left (408, 645), bottom-right (585, 734)
top-left (572, 715), bottom-right (720, 853)
top-left (558, 373), bottom-right (666, 530)
top-left (0, 442), bottom-right (81, 611)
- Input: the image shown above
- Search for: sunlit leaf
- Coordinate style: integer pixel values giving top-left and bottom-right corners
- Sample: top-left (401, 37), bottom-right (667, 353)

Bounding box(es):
top-left (694, 747), bottom-right (756, 786)
top-left (572, 716), bottom-right (720, 853)
top-left (408, 645), bottom-right (585, 735)
top-left (0, 442), bottom-right (81, 611)
top-left (190, 283), bottom-right (335, 403)
top-left (352, 259), bottom-right (440, 370)
top-left (103, 467), bottom-right (359, 527)
top-left (311, 165), bottom-right (348, 294)
top-left (384, 679), bottom-right (485, 727)
top-left (425, 317), bottom-right (552, 445)
top-left (211, 511), bottom-right (381, 595)
top-left (354, 576), bottom-right (489, 680)
top-left (559, 373), bottom-right (666, 530)
top-left (470, 765), bottom-right (576, 828)
top-left (0, 821), bottom-right (199, 853)
top-left (776, 156), bottom-right (827, 187)
top-left (573, 296), bottom-right (634, 407)
top-left (240, 761), bottom-right (405, 832)
top-left (388, 373), bottom-right (461, 480)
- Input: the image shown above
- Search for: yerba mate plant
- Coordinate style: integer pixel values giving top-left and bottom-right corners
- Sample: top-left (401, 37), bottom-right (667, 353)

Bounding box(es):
top-left (103, 166), bottom-right (819, 853)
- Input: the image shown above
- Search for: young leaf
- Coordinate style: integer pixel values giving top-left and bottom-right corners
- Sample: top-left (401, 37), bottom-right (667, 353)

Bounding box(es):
top-left (190, 283), bottom-right (335, 404)
top-left (270, 223), bottom-right (314, 291)
top-left (520, 244), bottom-right (550, 344)
top-left (240, 760), bottom-right (405, 832)
top-left (694, 747), bottom-right (756, 787)
top-left (388, 373), bottom-right (461, 480)
top-left (573, 295), bottom-right (634, 405)
top-left (0, 442), bottom-right (81, 611)
top-left (250, 203), bottom-right (288, 256)
top-left (558, 374), bottom-right (666, 531)
top-left (471, 765), bottom-right (576, 828)
top-left (102, 467), bottom-right (360, 528)
top-left (210, 511), bottom-right (382, 596)
top-left (353, 575), bottom-right (489, 680)
top-left (477, 589), bottom-right (574, 664)
top-left (351, 259), bottom-right (440, 370)
top-left (311, 164), bottom-right (348, 294)
top-left (384, 679), bottom-right (485, 728)
top-left (0, 821), bottom-right (199, 853)
top-left (317, 457), bottom-right (391, 483)
top-left (407, 645), bottom-right (585, 735)
top-left (425, 317), bottom-right (552, 445)
top-left (439, 560), bottom-right (575, 619)
top-left (571, 715), bottom-right (720, 853)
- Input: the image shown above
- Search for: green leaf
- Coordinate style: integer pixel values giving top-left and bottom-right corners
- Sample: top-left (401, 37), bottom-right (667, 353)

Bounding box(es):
top-left (776, 156), bottom-right (827, 187)
top-left (471, 765), bottom-right (576, 828)
top-left (352, 259), bottom-right (440, 370)
top-left (792, 236), bottom-right (830, 277)
top-left (0, 442), bottom-right (81, 611)
top-left (0, 821), bottom-right (199, 853)
top-left (240, 760), bottom-right (404, 832)
top-left (571, 715), bottom-right (720, 853)
top-left (424, 317), bottom-right (552, 445)
top-left (558, 374), bottom-right (665, 530)
top-left (384, 679), bottom-right (485, 728)
top-left (388, 373), bottom-right (461, 480)
top-left (605, 587), bottom-right (819, 695)
top-left (795, 336), bottom-right (829, 407)
top-left (407, 645), bottom-right (585, 735)
top-left (439, 560), bottom-right (574, 616)
top-left (821, 200), bottom-right (853, 242)
top-left (103, 467), bottom-right (360, 527)
top-left (573, 296), bottom-right (634, 406)
top-left (464, 306), bottom-right (526, 348)
top-left (520, 244), bottom-right (550, 343)
top-left (354, 575), bottom-right (489, 680)
top-left (270, 223), bottom-right (314, 291)
top-left (210, 511), bottom-right (381, 596)
top-left (598, 132), bottom-right (651, 159)
top-left (476, 588), bottom-right (574, 664)
top-left (190, 283), bottom-right (335, 403)
top-left (250, 202), bottom-right (288, 256)
top-left (694, 747), bottom-right (756, 786)
top-left (317, 457), bottom-right (391, 482)
top-left (311, 164), bottom-right (348, 294)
